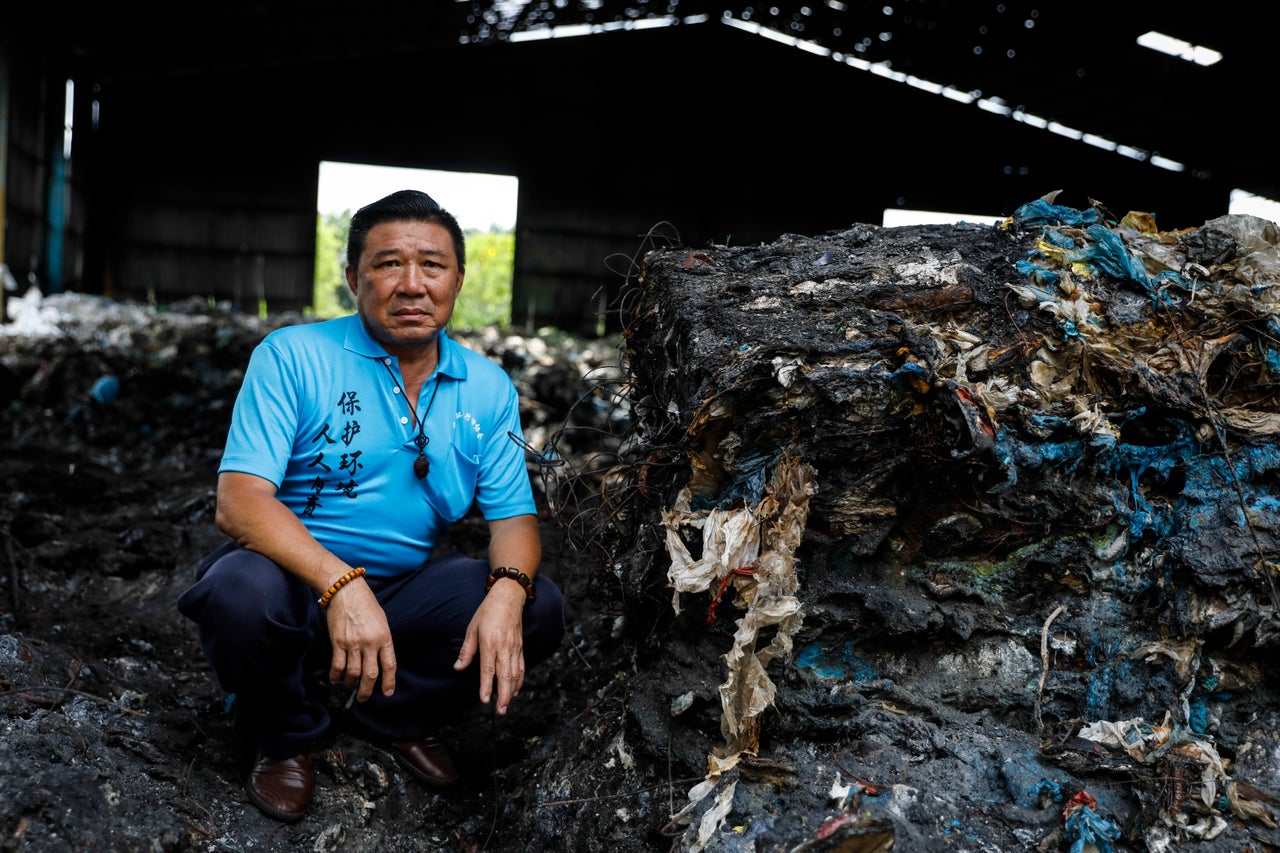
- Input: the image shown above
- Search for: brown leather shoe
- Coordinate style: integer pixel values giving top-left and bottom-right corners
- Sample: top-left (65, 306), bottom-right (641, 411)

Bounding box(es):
top-left (246, 752), bottom-right (314, 822)
top-left (388, 737), bottom-right (460, 788)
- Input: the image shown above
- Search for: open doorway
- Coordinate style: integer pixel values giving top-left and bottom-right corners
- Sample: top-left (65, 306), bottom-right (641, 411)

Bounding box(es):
top-left (1230, 189), bottom-right (1280, 224)
top-left (881, 207), bottom-right (1003, 227)
top-left (314, 161), bottom-right (519, 330)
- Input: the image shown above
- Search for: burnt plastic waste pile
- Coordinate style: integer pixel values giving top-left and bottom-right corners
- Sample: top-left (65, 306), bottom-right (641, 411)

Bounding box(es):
top-left (550, 195), bottom-right (1280, 851)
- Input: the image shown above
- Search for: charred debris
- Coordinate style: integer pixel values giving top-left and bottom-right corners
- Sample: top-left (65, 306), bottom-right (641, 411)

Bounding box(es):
top-left (565, 193), bottom-right (1280, 852)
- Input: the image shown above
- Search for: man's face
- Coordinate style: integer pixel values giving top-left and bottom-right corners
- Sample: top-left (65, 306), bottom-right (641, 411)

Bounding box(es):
top-left (345, 220), bottom-right (465, 358)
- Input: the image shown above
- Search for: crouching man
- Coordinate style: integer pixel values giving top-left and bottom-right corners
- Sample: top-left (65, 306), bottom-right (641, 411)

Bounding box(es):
top-left (178, 189), bottom-right (564, 822)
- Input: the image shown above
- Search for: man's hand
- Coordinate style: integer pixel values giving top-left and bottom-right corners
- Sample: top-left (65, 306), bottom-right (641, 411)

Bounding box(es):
top-left (325, 579), bottom-right (397, 702)
top-left (216, 471), bottom-right (398, 703)
top-left (453, 579), bottom-right (526, 714)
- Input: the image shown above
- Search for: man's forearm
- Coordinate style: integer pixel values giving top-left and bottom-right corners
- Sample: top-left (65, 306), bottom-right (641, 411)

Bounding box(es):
top-left (216, 471), bottom-right (354, 593)
top-left (487, 514), bottom-right (542, 580)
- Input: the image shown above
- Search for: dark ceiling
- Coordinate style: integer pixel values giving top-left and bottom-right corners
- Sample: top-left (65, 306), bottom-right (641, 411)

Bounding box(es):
top-left (14, 1), bottom-right (1278, 225)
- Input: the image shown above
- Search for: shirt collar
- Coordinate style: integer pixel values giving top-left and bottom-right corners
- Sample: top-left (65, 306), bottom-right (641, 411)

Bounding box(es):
top-left (342, 314), bottom-right (467, 380)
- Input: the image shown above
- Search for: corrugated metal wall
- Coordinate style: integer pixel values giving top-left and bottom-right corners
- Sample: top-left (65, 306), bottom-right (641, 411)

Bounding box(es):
top-left (2, 46), bottom-right (96, 302)
top-left (514, 204), bottom-right (626, 337)
top-left (115, 191), bottom-right (315, 312)
top-left (2, 56), bottom-right (61, 293)
top-left (95, 71), bottom-right (320, 313)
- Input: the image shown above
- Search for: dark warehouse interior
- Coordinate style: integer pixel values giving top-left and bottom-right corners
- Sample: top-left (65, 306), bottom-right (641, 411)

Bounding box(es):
top-left (4, 1), bottom-right (1277, 333)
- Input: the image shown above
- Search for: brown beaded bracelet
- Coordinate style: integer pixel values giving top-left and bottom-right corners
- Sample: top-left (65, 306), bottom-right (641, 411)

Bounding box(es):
top-left (486, 566), bottom-right (536, 604)
top-left (317, 566), bottom-right (366, 608)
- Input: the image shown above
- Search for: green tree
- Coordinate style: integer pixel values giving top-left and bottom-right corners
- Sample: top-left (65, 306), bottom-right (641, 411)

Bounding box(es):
top-left (312, 210), bottom-right (354, 318)
top-left (453, 228), bottom-right (514, 330)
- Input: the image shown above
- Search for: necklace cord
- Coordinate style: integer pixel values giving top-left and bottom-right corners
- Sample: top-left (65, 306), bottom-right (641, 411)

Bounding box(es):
top-left (381, 360), bottom-right (443, 477)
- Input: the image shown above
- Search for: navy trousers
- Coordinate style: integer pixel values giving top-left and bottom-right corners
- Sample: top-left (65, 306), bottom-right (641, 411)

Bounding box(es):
top-left (177, 540), bottom-right (565, 759)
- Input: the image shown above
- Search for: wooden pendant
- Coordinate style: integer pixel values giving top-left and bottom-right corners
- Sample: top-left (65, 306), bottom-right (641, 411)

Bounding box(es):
top-left (414, 454), bottom-right (430, 479)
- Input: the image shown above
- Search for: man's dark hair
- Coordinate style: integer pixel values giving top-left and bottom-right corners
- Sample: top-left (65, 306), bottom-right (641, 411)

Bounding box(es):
top-left (346, 189), bottom-right (467, 272)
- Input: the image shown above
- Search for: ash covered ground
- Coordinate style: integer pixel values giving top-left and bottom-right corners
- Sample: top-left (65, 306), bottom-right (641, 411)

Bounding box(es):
top-left (0, 294), bottom-right (639, 852)
top-left (5, 199), bottom-right (1280, 853)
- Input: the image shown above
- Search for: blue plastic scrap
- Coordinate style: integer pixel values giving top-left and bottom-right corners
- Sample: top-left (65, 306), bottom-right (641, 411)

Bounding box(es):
top-left (89, 375), bottom-right (120, 404)
top-left (1012, 199), bottom-right (1102, 228)
top-left (1066, 225), bottom-right (1153, 288)
top-left (1014, 203), bottom-right (1189, 305)
top-left (989, 413), bottom-right (1277, 547)
top-left (1014, 258), bottom-right (1061, 286)
top-left (1065, 804), bottom-right (1122, 853)
top-left (1188, 697), bottom-right (1209, 734)
top-left (795, 639), bottom-right (879, 682)
top-left (1000, 754), bottom-right (1064, 808)
top-left (888, 360), bottom-right (930, 389)
top-left (1061, 791), bottom-right (1122, 853)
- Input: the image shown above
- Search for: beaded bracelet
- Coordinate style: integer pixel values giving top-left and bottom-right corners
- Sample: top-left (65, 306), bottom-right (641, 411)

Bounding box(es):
top-left (486, 566), bottom-right (536, 604)
top-left (317, 566), bottom-right (366, 608)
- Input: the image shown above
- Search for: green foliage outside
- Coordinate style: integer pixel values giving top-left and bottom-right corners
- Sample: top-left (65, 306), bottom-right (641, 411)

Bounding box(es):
top-left (311, 212), bottom-right (513, 329)
top-left (312, 211), bottom-right (355, 318)
top-left (452, 229), bottom-right (514, 330)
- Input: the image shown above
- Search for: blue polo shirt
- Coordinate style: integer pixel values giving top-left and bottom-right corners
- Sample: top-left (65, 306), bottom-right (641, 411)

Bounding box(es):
top-left (219, 315), bottom-right (536, 578)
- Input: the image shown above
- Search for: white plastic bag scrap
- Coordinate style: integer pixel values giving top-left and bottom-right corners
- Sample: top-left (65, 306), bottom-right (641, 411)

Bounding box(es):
top-left (1218, 407), bottom-right (1280, 435)
top-left (1231, 247), bottom-right (1280, 289)
top-left (1077, 716), bottom-right (1230, 808)
top-left (1201, 213), bottom-right (1280, 253)
top-left (719, 456), bottom-right (811, 746)
top-left (1130, 638), bottom-right (1203, 680)
top-left (1170, 813), bottom-right (1228, 841)
top-left (610, 730), bottom-right (636, 770)
top-left (920, 319), bottom-right (989, 385)
top-left (1227, 781), bottom-right (1280, 829)
top-left (662, 497), bottom-right (760, 613)
top-left (1077, 717), bottom-right (1170, 759)
top-left (690, 778), bottom-right (738, 853)
top-left (664, 455), bottom-right (812, 752)
top-left (1, 286), bottom-right (54, 335)
top-left (718, 588), bottom-right (804, 749)
top-left (973, 377), bottom-right (1022, 414)
top-left (1069, 402), bottom-right (1120, 439)
top-left (664, 454), bottom-right (815, 843)
top-left (1177, 739), bottom-right (1229, 807)
top-left (771, 355), bottom-right (805, 388)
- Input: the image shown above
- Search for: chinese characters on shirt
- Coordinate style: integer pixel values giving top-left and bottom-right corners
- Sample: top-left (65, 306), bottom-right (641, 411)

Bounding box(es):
top-left (303, 390), bottom-right (364, 516)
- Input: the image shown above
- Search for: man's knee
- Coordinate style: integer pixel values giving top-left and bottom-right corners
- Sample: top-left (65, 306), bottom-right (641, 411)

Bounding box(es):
top-left (179, 547), bottom-right (308, 633)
